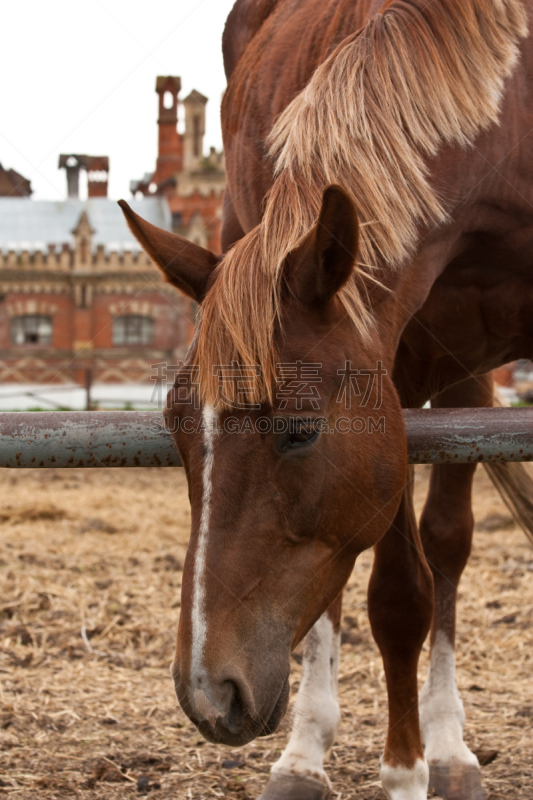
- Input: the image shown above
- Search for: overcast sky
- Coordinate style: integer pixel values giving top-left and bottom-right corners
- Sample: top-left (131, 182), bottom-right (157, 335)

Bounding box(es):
top-left (0, 0), bottom-right (236, 201)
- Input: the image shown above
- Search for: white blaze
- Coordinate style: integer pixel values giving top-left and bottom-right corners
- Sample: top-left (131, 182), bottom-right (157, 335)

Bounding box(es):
top-left (190, 405), bottom-right (218, 683)
top-left (419, 629), bottom-right (479, 767)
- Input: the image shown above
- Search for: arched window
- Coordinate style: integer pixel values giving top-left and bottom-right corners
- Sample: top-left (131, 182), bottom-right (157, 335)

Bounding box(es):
top-left (11, 315), bottom-right (52, 345)
top-left (113, 315), bottom-right (154, 346)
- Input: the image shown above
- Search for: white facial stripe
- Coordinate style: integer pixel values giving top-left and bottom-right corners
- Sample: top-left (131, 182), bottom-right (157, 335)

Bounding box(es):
top-left (380, 760), bottom-right (429, 800)
top-left (190, 405), bottom-right (218, 685)
top-left (419, 629), bottom-right (479, 767)
top-left (272, 612), bottom-right (341, 787)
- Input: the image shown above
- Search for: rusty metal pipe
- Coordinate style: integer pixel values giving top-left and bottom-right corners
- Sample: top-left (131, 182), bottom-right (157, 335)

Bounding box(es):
top-left (0, 411), bottom-right (178, 469)
top-left (404, 407), bottom-right (533, 464)
top-left (0, 408), bottom-right (532, 469)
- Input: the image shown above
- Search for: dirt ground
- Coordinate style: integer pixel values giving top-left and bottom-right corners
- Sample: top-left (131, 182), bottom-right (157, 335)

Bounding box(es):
top-left (0, 464), bottom-right (531, 799)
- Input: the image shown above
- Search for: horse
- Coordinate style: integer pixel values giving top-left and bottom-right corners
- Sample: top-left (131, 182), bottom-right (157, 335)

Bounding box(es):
top-left (119, 1), bottom-right (533, 797)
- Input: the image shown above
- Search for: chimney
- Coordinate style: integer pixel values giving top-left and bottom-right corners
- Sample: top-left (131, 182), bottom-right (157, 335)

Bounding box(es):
top-left (59, 154), bottom-right (82, 198)
top-left (58, 154), bottom-right (109, 199)
top-left (86, 156), bottom-right (109, 198)
top-left (153, 76), bottom-right (183, 186)
top-left (183, 90), bottom-right (208, 172)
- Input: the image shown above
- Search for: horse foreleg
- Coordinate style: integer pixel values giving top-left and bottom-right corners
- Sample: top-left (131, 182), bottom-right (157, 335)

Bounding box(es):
top-left (418, 463), bottom-right (483, 800)
top-left (368, 477), bottom-right (434, 800)
top-left (258, 594), bottom-right (342, 800)
top-left (418, 378), bottom-right (491, 800)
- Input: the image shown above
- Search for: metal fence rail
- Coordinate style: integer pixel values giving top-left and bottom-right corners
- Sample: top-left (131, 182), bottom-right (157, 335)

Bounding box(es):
top-left (0, 408), bottom-right (532, 468)
top-left (0, 411), bottom-right (176, 469)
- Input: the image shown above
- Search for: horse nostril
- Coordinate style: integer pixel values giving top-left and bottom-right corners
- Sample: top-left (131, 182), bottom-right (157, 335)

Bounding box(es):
top-left (223, 680), bottom-right (246, 733)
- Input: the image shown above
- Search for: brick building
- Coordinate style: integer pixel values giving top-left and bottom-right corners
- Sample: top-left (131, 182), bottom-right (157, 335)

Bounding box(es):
top-left (0, 193), bottom-right (193, 385)
top-left (0, 76), bottom-right (225, 387)
top-left (131, 76), bottom-right (225, 253)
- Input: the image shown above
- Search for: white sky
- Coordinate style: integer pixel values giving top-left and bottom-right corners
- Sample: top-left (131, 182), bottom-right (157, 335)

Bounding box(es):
top-left (0, 0), bottom-right (236, 201)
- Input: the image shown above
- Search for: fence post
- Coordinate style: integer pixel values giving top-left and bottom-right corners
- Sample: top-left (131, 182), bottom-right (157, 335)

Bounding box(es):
top-left (85, 368), bottom-right (92, 411)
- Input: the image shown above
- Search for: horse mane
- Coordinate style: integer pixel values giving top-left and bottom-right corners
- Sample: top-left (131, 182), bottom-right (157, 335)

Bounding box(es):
top-left (195, 0), bottom-right (528, 409)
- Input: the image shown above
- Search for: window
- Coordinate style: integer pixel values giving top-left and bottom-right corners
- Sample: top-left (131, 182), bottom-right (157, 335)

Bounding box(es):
top-left (113, 315), bottom-right (154, 346)
top-left (11, 315), bottom-right (52, 345)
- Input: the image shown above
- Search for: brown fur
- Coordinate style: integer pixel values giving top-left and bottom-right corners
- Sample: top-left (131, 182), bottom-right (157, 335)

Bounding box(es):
top-left (119, 0), bottom-right (533, 789)
top-left (118, 200), bottom-right (220, 302)
top-left (195, 0), bottom-right (527, 409)
top-left (222, 0), bottom-right (281, 78)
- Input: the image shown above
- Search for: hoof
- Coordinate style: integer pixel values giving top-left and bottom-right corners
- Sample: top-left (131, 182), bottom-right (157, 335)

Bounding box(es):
top-left (429, 763), bottom-right (487, 800)
top-left (258, 772), bottom-right (330, 800)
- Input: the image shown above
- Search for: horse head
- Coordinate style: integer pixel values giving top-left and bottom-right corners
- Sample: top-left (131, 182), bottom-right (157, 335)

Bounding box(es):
top-left (119, 186), bottom-right (407, 746)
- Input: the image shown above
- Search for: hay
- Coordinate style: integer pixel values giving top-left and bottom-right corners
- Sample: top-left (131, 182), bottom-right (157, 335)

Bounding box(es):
top-left (0, 465), bottom-right (531, 798)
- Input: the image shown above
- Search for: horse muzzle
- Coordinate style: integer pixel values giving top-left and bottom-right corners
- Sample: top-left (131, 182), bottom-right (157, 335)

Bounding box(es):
top-left (172, 664), bottom-right (290, 747)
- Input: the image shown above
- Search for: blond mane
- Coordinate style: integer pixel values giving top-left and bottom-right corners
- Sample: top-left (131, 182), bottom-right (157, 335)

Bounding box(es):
top-left (196, 0), bottom-right (527, 409)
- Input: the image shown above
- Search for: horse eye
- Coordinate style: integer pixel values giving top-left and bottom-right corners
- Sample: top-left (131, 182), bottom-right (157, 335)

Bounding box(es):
top-left (286, 421), bottom-right (320, 449)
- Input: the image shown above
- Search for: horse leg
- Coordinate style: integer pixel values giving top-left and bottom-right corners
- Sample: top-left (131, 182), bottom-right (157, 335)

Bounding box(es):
top-left (368, 476), bottom-right (434, 800)
top-left (419, 376), bottom-right (492, 800)
top-left (258, 594), bottom-right (342, 800)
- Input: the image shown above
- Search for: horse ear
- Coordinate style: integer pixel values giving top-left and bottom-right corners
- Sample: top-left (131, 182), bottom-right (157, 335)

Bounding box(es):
top-left (291, 185), bottom-right (359, 306)
top-left (118, 200), bottom-right (220, 303)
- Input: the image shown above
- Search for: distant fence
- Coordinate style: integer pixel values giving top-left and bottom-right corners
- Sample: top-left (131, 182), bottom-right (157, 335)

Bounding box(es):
top-left (0, 367), bottom-right (149, 411)
top-left (0, 367), bottom-right (94, 410)
top-left (0, 408), bottom-right (532, 468)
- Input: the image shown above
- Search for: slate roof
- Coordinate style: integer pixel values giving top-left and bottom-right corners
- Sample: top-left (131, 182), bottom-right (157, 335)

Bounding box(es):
top-left (0, 197), bottom-right (171, 254)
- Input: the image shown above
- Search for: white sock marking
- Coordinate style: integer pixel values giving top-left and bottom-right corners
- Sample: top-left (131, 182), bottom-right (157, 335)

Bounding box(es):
top-left (419, 630), bottom-right (479, 767)
top-left (190, 405), bottom-right (218, 686)
top-left (272, 612), bottom-right (341, 787)
top-left (380, 760), bottom-right (429, 800)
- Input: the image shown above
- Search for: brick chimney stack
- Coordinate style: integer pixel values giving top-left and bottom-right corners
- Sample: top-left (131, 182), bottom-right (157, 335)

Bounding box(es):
top-left (58, 154), bottom-right (109, 199)
top-left (86, 156), bottom-right (109, 198)
top-left (154, 76), bottom-right (183, 186)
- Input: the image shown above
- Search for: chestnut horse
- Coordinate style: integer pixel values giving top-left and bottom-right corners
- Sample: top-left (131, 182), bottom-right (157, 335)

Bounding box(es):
top-left (120, 1), bottom-right (533, 797)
